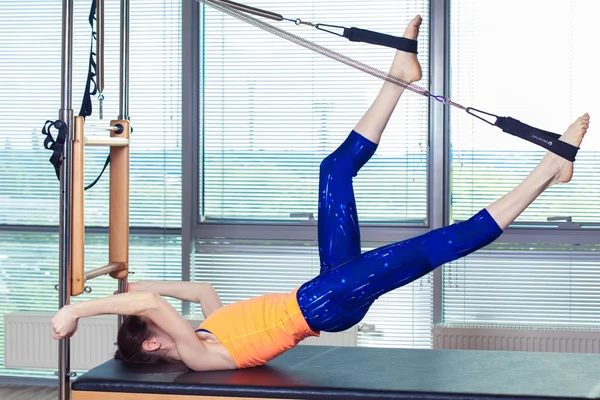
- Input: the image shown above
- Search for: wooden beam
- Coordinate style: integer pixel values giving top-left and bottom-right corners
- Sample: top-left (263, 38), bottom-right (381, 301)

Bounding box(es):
top-left (71, 116), bottom-right (85, 296)
top-left (108, 120), bottom-right (130, 280)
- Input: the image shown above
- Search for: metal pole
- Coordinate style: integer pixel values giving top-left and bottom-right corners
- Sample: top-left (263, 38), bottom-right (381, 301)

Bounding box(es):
top-left (118, 0), bottom-right (130, 121)
top-left (181, 0), bottom-right (201, 316)
top-left (97, 0), bottom-right (104, 94)
top-left (117, 0), bottom-right (131, 328)
top-left (429, 0), bottom-right (449, 327)
top-left (97, 0), bottom-right (105, 119)
top-left (59, 0), bottom-right (75, 397)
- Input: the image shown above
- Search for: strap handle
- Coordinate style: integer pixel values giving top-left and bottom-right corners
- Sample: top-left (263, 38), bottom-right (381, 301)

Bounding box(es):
top-left (466, 107), bottom-right (579, 162)
top-left (495, 116), bottom-right (579, 162)
top-left (314, 24), bottom-right (418, 53)
top-left (343, 27), bottom-right (418, 53)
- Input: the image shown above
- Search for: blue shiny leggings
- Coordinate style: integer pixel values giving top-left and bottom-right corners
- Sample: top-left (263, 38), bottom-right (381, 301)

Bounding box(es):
top-left (296, 130), bottom-right (503, 332)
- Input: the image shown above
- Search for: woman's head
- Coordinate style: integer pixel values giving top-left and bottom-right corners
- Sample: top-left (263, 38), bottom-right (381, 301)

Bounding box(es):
top-left (114, 315), bottom-right (179, 364)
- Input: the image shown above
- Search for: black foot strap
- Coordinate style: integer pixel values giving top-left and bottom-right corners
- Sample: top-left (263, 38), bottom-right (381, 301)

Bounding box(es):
top-left (496, 117), bottom-right (579, 162)
top-left (315, 23), bottom-right (418, 54)
top-left (343, 27), bottom-right (418, 53)
top-left (467, 107), bottom-right (579, 162)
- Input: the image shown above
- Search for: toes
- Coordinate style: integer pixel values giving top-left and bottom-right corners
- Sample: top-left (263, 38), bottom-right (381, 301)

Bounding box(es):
top-left (403, 15), bottom-right (422, 39)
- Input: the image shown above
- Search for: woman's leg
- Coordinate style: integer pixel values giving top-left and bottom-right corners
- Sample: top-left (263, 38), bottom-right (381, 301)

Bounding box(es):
top-left (317, 133), bottom-right (376, 271)
top-left (299, 114), bottom-right (590, 332)
top-left (318, 16), bottom-right (424, 272)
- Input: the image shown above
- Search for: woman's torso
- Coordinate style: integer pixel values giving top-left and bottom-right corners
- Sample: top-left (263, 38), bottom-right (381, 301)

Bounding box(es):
top-left (196, 288), bottom-right (319, 369)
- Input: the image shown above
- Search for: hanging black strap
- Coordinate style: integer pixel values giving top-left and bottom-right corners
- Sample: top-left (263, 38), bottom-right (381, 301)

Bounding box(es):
top-left (467, 107), bottom-right (579, 162)
top-left (41, 0), bottom-right (110, 189)
top-left (42, 120), bottom-right (68, 180)
top-left (80, 0), bottom-right (98, 120)
top-left (80, 0), bottom-right (111, 191)
top-left (85, 155), bottom-right (110, 190)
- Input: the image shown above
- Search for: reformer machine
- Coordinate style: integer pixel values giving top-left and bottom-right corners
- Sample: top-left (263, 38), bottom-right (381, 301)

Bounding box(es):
top-left (45, 1), bottom-right (592, 400)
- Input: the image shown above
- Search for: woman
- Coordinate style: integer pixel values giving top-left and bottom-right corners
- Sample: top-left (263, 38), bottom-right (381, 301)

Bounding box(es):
top-left (51, 15), bottom-right (591, 372)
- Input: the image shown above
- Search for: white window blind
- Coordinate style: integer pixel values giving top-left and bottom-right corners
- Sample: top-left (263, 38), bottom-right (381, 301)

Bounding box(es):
top-left (445, 0), bottom-right (600, 327)
top-left (0, 0), bottom-right (182, 228)
top-left (449, 0), bottom-right (600, 224)
top-left (192, 241), bottom-right (432, 348)
top-left (0, 0), bottom-right (182, 378)
top-left (200, 0), bottom-right (430, 224)
top-left (444, 243), bottom-right (600, 326)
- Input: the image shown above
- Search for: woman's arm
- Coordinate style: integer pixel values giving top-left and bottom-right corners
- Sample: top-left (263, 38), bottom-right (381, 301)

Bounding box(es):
top-left (52, 291), bottom-right (232, 371)
top-left (51, 291), bottom-right (156, 341)
top-left (129, 281), bottom-right (222, 318)
top-left (70, 290), bottom-right (155, 318)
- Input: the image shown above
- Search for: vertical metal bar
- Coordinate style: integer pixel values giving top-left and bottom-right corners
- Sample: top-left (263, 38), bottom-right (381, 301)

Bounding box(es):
top-left (97, 0), bottom-right (105, 94)
top-left (182, 0), bottom-right (201, 316)
top-left (117, 0), bottom-right (131, 328)
top-left (119, 0), bottom-right (130, 120)
top-left (59, 0), bottom-right (74, 397)
top-left (117, 277), bottom-right (126, 326)
top-left (428, 0), bottom-right (449, 328)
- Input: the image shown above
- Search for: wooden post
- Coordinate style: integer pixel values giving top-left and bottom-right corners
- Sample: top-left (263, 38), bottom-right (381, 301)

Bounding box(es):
top-left (109, 120), bottom-right (130, 279)
top-left (71, 116), bottom-right (85, 296)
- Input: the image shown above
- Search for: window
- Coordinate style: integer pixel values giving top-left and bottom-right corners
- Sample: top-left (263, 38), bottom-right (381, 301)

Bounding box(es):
top-left (448, 0), bottom-right (600, 225)
top-left (197, 0), bottom-right (432, 347)
top-left (0, 0), bottom-right (182, 377)
top-left (445, 0), bottom-right (600, 326)
top-left (200, 0), bottom-right (430, 225)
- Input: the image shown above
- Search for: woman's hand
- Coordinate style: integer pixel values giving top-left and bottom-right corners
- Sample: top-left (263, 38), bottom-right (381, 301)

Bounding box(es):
top-left (51, 306), bottom-right (79, 340)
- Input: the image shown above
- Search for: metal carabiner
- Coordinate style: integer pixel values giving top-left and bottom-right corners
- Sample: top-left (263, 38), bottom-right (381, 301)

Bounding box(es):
top-left (292, 18), bottom-right (316, 27)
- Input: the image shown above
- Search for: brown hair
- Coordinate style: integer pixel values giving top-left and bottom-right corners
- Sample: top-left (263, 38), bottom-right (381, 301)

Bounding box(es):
top-left (114, 316), bottom-right (175, 364)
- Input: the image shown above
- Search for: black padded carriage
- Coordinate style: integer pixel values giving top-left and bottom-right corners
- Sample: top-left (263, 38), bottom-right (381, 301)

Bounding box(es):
top-left (71, 346), bottom-right (600, 399)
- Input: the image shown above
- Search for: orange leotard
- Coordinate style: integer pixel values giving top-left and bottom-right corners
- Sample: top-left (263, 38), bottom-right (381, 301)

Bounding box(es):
top-left (197, 287), bottom-right (320, 369)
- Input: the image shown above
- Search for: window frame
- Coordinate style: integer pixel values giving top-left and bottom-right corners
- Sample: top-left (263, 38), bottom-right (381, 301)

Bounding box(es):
top-left (441, 0), bottom-right (600, 325)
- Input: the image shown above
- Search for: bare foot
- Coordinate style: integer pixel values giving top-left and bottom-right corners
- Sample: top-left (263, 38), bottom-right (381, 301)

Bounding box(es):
top-left (390, 15), bottom-right (423, 83)
top-left (546, 113), bottom-right (590, 185)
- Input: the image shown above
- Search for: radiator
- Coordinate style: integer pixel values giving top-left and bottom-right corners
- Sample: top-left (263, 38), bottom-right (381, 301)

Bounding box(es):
top-left (433, 324), bottom-right (600, 353)
top-left (4, 312), bottom-right (118, 371)
top-left (4, 312), bottom-right (357, 371)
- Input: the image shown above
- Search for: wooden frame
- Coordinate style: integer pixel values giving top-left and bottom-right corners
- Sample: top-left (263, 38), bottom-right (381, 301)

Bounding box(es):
top-left (108, 119), bottom-right (130, 280)
top-left (70, 119), bottom-right (130, 295)
top-left (71, 116), bottom-right (86, 296)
